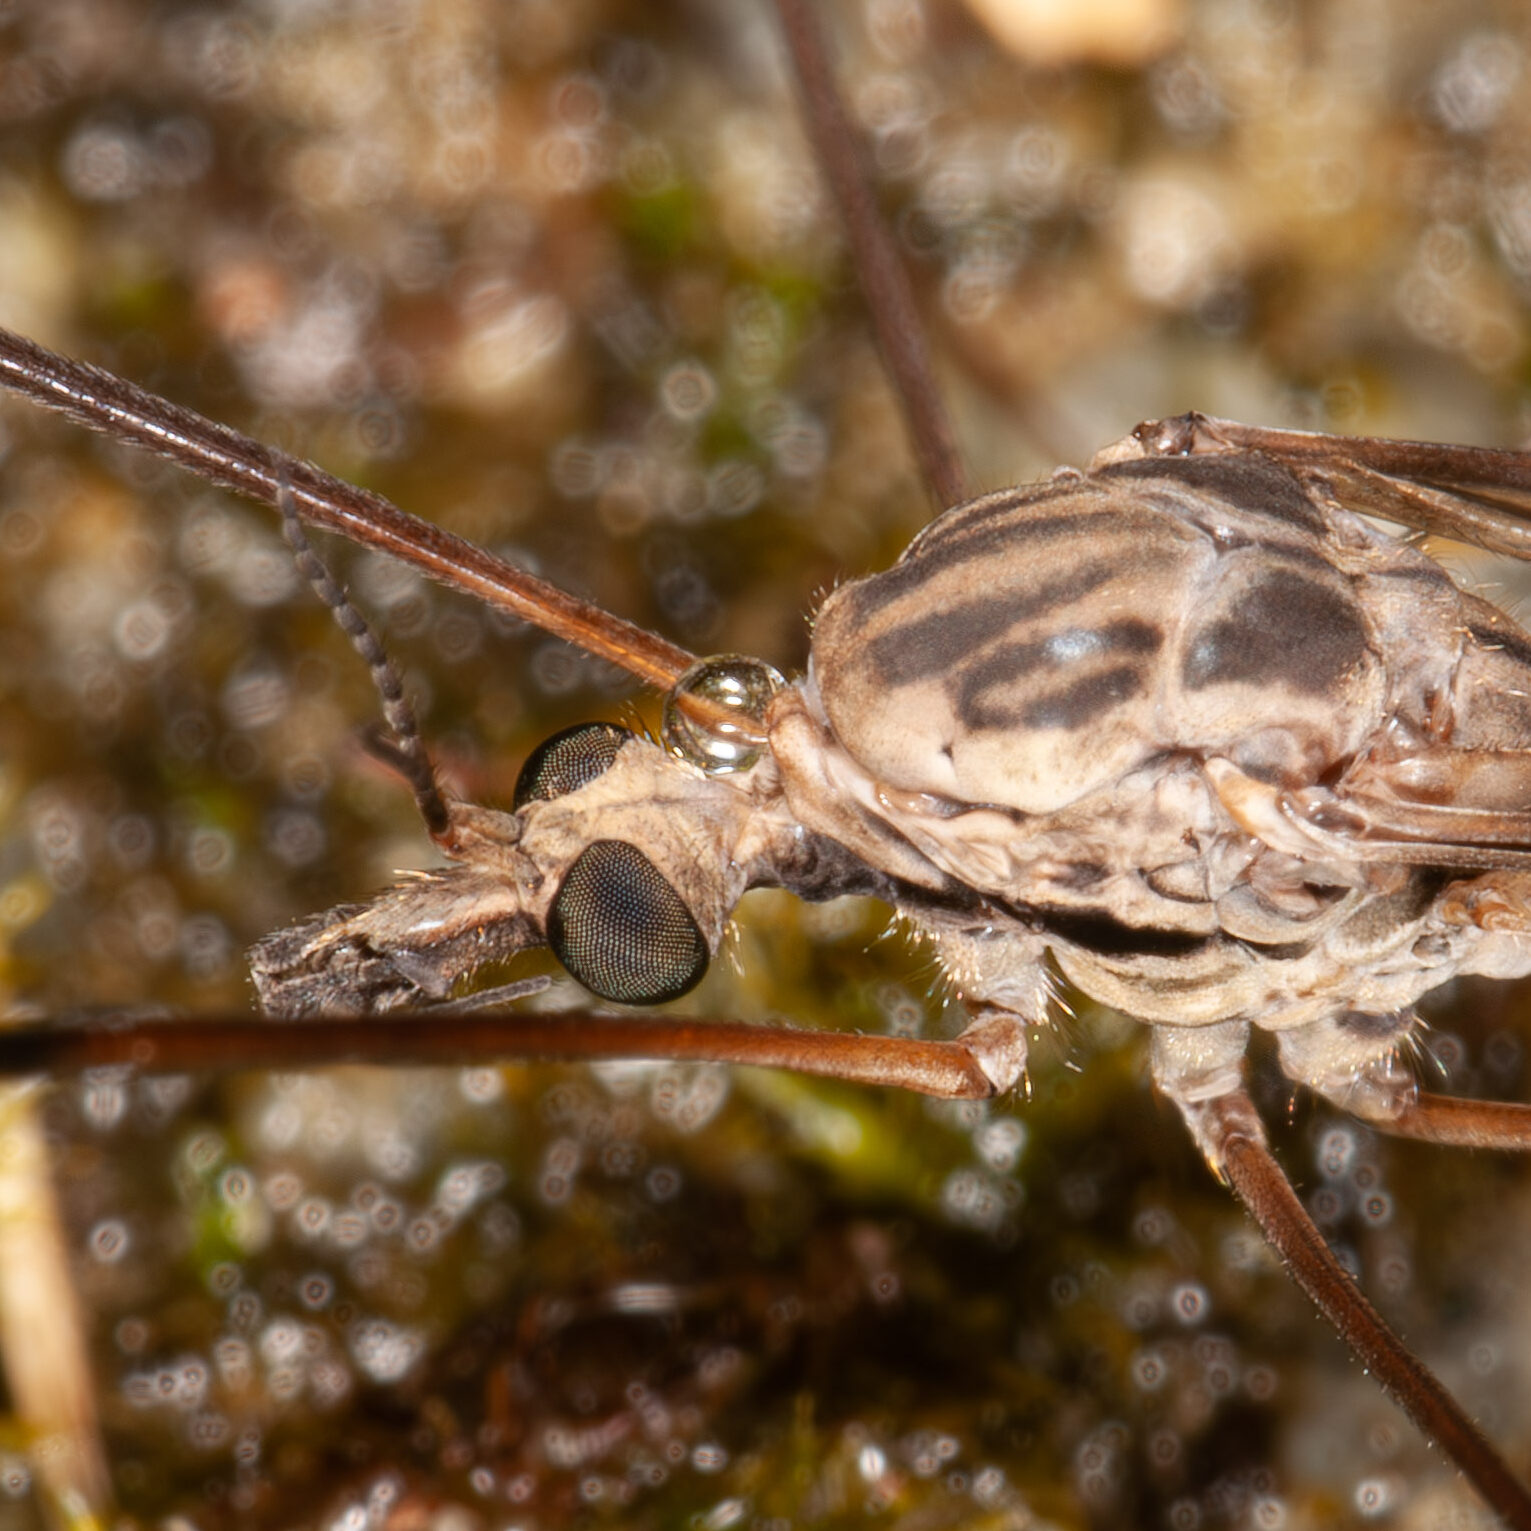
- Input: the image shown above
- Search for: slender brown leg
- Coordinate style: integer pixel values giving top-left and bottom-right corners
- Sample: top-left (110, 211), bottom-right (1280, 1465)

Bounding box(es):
top-left (1358, 1092), bottom-right (1531, 1150)
top-left (0, 324), bottom-right (695, 690)
top-left (1205, 1088), bottom-right (1531, 1530)
top-left (771, 0), bottom-right (969, 511)
top-left (0, 1011), bottom-right (1006, 1099)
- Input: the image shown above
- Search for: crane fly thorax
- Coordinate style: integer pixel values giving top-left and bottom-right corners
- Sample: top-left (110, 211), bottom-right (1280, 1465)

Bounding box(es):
top-left (785, 446), bottom-right (1531, 1044)
top-left (810, 451), bottom-right (1390, 817)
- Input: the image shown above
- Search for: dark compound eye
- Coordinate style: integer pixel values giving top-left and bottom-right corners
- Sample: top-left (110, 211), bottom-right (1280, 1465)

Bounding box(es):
top-left (547, 840), bottom-right (709, 1005)
top-left (513, 722), bottom-right (632, 809)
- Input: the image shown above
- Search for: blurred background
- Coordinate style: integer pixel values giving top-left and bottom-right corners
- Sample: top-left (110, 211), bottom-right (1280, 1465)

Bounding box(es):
top-left (2, 0), bottom-right (1531, 1526)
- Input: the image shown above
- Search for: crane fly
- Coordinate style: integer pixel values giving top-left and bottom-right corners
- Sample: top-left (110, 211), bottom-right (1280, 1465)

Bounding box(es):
top-left (3, 2), bottom-right (1531, 1528)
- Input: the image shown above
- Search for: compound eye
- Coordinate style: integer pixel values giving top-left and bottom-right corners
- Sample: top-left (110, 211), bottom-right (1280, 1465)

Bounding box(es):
top-left (514, 722), bottom-right (632, 808)
top-left (547, 840), bottom-right (709, 1004)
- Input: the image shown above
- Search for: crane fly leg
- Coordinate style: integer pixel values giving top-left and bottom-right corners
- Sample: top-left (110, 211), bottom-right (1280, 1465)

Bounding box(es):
top-left (1349, 1092), bottom-right (1531, 1151)
top-left (1274, 1005), bottom-right (1531, 1150)
top-left (770, 0), bottom-right (967, 512)
top-left (0, 1009), bottom-right (1023, 1099)
top-left (1199, 1089), bottom-right (1531, 1530)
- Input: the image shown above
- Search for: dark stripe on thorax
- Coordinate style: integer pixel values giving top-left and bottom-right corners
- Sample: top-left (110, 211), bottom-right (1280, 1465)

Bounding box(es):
top-left (1098, 451), bottom-right (1325, 536)
top-left (897, 506), bottom-right (1122, 582)
top-left (1182, 566), bottom-right (1369, 695)
top-left (955, 619), bottom-right (1161, 730)
top-left (863, 559), bottom-right (1121, 683)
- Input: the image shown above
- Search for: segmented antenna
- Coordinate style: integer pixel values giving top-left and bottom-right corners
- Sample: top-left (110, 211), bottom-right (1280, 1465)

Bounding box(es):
top-left (276, 477), bottom-right (453, 841)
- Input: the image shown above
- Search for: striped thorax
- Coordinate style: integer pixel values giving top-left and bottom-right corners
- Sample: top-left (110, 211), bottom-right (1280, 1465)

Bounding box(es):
top-left (775, 444), bottom-right (1531, 1108)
